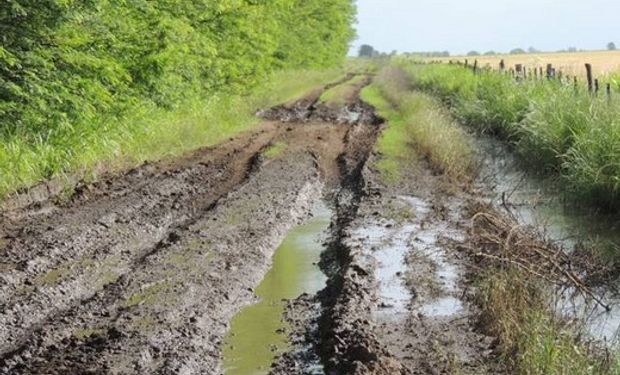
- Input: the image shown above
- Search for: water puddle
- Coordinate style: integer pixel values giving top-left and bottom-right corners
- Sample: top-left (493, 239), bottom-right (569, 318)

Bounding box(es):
top-left (421, 297), bottom-right (463, 317)
top-left (474, 135), bottom-right (620, 343)
top-left (351, 195), bottom-right (467, 324)
top-left (222, 202), bottom-right (331, 375)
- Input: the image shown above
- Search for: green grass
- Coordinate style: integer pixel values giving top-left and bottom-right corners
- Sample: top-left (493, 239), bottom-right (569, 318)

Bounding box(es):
top-left (401, 60), bottom-right (620, 210)
top-left (361, 66), bottom-right (475, 184)
top-left (478, 269), bottom-right (620, 375)
top-left (319, 74), bottom-right (367, 105)
top-left (263, 142), bottom-right (287, 159)
top-left (0, 68), bottom-right (344, 199)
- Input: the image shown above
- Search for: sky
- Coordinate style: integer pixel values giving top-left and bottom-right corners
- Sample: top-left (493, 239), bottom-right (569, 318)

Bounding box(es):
top-left (351, 0), bottom-right (620, 56)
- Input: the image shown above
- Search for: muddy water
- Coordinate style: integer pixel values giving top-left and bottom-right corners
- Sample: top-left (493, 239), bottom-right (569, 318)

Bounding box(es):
top-left (222, 202), bottom-right (331, 375)
top-left (475, 136), bottom-right (620, 343)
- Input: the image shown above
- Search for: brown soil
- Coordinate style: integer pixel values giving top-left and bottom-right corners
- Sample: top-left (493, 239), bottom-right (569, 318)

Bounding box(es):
top-left (1, 76), bottom-right (506, 375)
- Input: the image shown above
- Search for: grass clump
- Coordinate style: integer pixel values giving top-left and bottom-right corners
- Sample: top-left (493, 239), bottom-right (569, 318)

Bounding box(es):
top-left (263, 142), bottom-right (287, 159)
top-left (361, 66), bottom-right (475, 184)
top-left (403, 61), bottom-right (620, 210)
top-left (478, 268), bottom-right (620, 375)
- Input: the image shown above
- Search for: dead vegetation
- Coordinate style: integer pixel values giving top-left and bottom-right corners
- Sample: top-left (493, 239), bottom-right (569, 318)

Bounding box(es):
top-left (461, 202), bottom-right (620, 374)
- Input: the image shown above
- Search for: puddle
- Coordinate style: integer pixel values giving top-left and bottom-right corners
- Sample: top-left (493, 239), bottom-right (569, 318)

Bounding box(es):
top-left (475, 135), bottom-right (620, 343)
top-left (421, 297), bottom-right (463, 317)
top-left (352, 221), bottom-right (415, 318)
top-left (222, 202), bottom-right (331, 375)
top-left (352, 195), bottom-right (467, 324)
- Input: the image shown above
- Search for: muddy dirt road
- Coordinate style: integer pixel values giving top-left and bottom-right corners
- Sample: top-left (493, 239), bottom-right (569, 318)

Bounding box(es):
top-left (0, 76), bottom-right (500, 374)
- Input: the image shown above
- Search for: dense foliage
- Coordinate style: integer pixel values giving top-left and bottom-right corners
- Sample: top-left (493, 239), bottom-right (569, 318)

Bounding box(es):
top-left (404, 62), bottom-right (620, 210)
top-left (0, 0), bottom-right (356, 195)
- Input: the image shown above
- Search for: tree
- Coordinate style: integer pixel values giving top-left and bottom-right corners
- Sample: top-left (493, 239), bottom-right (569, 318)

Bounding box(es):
top-left (467, 50), bottom-right (480, 56)
top-left (484, 51), bottom-right (497, 56)
top-left (608, 42), bottom-right (617, 51)
top-left (528, 46), bottom-right (540, 53)
top-left (510, 48), bottom-right (526, 55)
top-left (358, 44), bottom-right (376, 58)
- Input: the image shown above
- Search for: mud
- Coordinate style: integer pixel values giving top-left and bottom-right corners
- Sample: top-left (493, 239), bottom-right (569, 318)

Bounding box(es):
top-left (1, 75), bottom-right (577, 375)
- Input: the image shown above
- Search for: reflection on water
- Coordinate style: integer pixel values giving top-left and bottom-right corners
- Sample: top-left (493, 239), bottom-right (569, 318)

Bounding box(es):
top-left (222, 203), bottom-right (331, 375)
top-left (475, 135), bottom-right (620, 343)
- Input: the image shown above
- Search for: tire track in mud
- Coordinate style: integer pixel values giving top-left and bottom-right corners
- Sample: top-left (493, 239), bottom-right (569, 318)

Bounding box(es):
top-left (0, 75), bottom-right (385, 374)
top-left (1, 74), bottom-right (499, 375)
top-left (0, 129), bottom-right (279, 366)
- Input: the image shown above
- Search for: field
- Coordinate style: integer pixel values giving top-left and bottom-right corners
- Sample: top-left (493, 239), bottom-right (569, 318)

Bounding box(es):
top-left (429, 50), bottom-right (620, 80)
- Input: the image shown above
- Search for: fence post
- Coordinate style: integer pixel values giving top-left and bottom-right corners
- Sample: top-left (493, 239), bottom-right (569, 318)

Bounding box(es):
top-left (546, 64), bottom-right (553, 79)
top-left (607, 83), bottom-right (612, 101)
top-left (465, 59), bottom-right (469, 68)
top-left (595, 79), bottom-right (600, 94)
top-left (499, 59), bottom-right (505, 72)
top-left (585, 63), bottom-right (593, 93)
top-left (473, 59), bottom-right (478, 74)
top-left (539, 67), bottom-right (543, 78)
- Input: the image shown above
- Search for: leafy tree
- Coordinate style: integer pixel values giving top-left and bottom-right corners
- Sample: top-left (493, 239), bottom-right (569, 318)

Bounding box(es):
top-left (528, 46), bottom-right (540, 53)
top-left (0, 0), bottom-right (357, 143)
top-left (467, 51), bottom-right (480, 56)
top-left (510, 48), bottom-right (526, 55)
top-left (608, 42), bottom-right (617, 50)
top-left (484, 51), bottom-right (497, 56)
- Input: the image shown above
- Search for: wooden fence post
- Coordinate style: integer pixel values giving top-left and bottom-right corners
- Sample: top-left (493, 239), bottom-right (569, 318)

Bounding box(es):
top-left (546, 64), bottom-right (553, 79)
top-left (595, 79), bottom-right (600, 94)
top-left (465, 59), bottom-right (469, 68)
top-left (585, 63), bottom-right (593, 93)
top-left (499, 59), bottom-right (505, 72)
top-left (607, 83), bottom-right (612, 101)
top-left (473, 59), bottom-right (478, 74)
top-left (539, 67), bottom-right (543, 78)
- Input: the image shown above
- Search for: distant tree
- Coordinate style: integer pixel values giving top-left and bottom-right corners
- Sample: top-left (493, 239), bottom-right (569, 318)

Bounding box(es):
top-left (467, 50), bottom-right (480, 56)
top-left (567, 46), bottom-right (578, 52)
top-left (483, 50), bottom-right (497, 56)
top-left (441, 51), bottom-right (450, 57)
top-left (528, 46), bottom-right (540, 53)
top-left (358, 44), bottom-right (376, 58)
top-left (510, 48), bottom-right (526, 55)
top-left (390, 50), bottom-right (398, 56)
top-left (608, 42), bottom-right (617, 50)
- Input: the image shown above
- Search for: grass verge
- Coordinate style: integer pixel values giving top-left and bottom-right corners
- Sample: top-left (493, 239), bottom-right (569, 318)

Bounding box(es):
top-left (360, 66), bottom-right (475, 184)
top-left (401, 60), bottom-right (620, 211)
top-left (0, 68), bottom-right (344, 200)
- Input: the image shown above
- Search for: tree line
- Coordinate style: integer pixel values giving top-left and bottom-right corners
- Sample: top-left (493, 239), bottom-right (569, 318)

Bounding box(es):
top-left (0, 0), bottom-right (356, 141)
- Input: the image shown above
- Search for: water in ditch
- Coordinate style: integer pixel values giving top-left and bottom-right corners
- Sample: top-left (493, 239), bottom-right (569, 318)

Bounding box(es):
top-left (475, 135), bottom-right (620, 343)
top-left (222, 202), bottom-right (331, 375)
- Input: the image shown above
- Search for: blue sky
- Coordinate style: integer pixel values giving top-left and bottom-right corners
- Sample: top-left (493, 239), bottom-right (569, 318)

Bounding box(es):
top-left (351, 0), bottom-right (619, 55)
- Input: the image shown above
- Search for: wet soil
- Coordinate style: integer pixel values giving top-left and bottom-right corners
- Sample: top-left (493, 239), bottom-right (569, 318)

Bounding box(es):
top-left (0, 76), bottom-right (526, 375)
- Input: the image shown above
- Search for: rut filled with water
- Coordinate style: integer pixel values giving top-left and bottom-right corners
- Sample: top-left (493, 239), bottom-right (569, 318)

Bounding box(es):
top-left (222, 202), bottom-right (332, 375)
